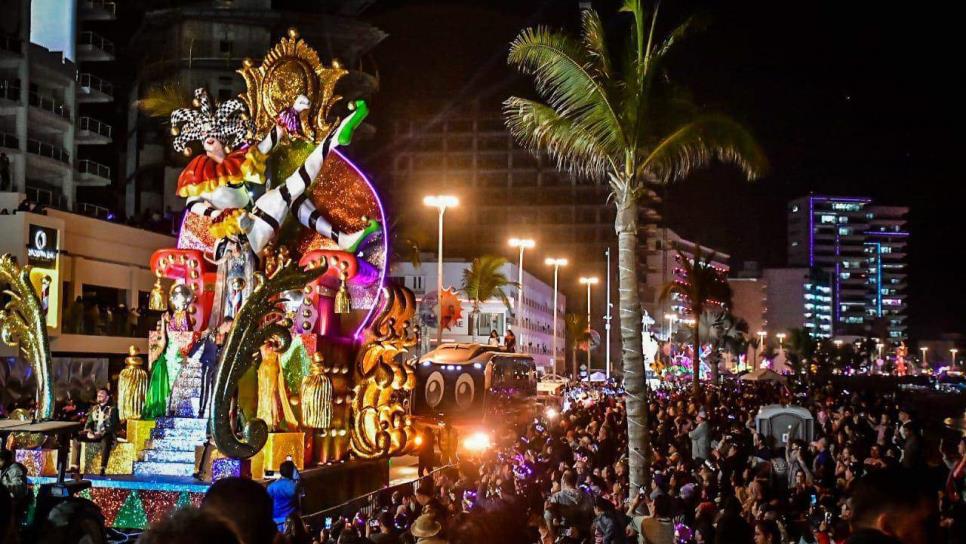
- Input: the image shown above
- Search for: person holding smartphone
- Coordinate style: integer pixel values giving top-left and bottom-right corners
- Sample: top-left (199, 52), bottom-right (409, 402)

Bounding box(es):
top-left (267, 460), bottom-right (302, 532)
top-left (366, 511), bottom-right (399, 544)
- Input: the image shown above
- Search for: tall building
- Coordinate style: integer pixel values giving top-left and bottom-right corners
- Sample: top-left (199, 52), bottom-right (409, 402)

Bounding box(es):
top-left (126, 0), bottom-right (386, 215)
top-left (641, 227), bottom-right (730, 335)
top-left (384, 107), bottom-right (662, 368)
top-left (389, 258), bottom-right (566, 373)
top-left (0, 0), bottom-right (122, 212)
top-left (787, 195), bottom-right (908, 342)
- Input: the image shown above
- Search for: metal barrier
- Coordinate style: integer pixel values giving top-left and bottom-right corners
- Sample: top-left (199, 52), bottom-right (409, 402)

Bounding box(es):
top-left (0, 79), bottom-right (21, 102)
top-left (28, 91), bottom-right (71, 119)
top-left (303, 463), bottom-right (458, 525)
top-left (78, 73), bottom-right (114, 96)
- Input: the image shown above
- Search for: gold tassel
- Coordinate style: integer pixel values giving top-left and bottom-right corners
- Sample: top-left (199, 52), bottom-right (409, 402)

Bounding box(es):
top-left (118, 346), bottom-right (148, 421)
top-left (334, 270), bottom-right (351, 314)
top-left (300, 353), bottom-right (332, 429)
top-left (148, 273), bottom-right (166, 311)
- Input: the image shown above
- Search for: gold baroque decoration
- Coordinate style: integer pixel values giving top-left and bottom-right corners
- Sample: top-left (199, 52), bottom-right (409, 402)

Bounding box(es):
top-left (211, 259), bottom-right (328, 459)
top-left (238, 28), bottom-right (349, 145)
top-left (0, 254), bottom-right (54, 420)
top-left (350, 285), bottom-right (419, 459)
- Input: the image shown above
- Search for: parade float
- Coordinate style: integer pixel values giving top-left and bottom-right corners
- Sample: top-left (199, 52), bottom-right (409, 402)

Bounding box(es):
top-left (1, 30), bottom-right (419, 529)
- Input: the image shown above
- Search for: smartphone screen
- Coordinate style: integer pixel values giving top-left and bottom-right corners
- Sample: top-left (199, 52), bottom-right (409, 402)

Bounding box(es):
top-left (324, 517), bottom-right (333, 529)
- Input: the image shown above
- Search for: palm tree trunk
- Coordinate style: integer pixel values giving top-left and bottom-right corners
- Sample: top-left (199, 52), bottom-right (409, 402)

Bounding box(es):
top-left (692, 313), bottom-right (701, 396)
top-left (615, 192), bottom-right (650, 494)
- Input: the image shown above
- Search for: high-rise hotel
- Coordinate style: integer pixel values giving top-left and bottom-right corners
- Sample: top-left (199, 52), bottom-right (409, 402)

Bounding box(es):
top-left (787, 195), bottom-right (908, 342)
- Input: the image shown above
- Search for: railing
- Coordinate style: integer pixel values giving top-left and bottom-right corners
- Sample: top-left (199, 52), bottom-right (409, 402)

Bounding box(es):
top-left (26, 139), bottom-right (70, 164)
top-left (0, 79), bottom-right (21, 102)
top-left (78, 117), bottom-right (112, 139)
top-left (0, 132), bottom-right (18, 149)
top-left (80, 0), bottom-right (117, 17)
top-left (24, 184), bottom-right (67, 208)
top-left (78, 31), bottom-right (115, 56)
top-left (77, 202), bottom-right (110, 219)
top-left (0, 35), bottom-right (22, 55)
top-left (304, 464), bottom-right (457, 526)
top-left (77, 159), bottom-right (111, 179)
top-left (28, 91), bottom-right (71, 120)
top-left (78, 73), bottom-right (114, 96)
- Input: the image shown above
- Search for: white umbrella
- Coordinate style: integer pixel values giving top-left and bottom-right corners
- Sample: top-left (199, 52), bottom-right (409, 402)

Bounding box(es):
top-left (739, 368), bottom-right (788, 384)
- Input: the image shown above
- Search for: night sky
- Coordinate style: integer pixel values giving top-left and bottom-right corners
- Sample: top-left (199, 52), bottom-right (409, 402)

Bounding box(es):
top-left (361, 0), bottom-right (962, 340)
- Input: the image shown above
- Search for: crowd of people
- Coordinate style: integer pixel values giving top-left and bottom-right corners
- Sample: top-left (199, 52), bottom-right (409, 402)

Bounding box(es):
top-left (2, 377), bottom-right (965, 544)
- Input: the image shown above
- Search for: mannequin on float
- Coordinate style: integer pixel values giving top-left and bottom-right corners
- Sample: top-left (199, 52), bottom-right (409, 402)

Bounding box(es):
top-left (168, 89), bottom-right (378, 325)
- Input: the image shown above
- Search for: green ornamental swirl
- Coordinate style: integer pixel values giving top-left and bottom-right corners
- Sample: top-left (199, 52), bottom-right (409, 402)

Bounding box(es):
top-left (0, 254), bottom-right (54, 420)
top-left (210, 260), bottom-right (327, 458)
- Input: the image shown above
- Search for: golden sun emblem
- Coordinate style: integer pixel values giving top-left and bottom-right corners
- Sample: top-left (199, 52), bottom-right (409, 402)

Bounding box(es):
top-left (238, 28), bottom-right (348, 144)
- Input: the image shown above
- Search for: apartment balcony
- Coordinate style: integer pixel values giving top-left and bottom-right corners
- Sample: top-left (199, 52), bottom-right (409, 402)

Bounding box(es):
top-left (0, 79), bottom-right (21, 105)
top-left (28, 91), bottom-right (71, 127)
top-left (0, 132), bottom-right (18, 152)
top-left (79, 0), bottom-right (117, 21)
top-left (76, 159), bottom-right (111, 186)
top-left (26, 138), bottom-right (70, 166)
top-left (0, 35), bottom-right (22, 58)
top-left (77, 117), bottom-right (112, 144)
top-left (77, 31), bottom-right (115, 62)
top-left (77, 73), bottom-right (114, 103)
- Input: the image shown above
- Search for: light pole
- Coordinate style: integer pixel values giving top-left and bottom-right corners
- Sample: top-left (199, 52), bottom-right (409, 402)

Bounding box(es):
top-left (423, 195), bottom-right (458, 347)
top-left (664, 313), bottom-right (678, 342)
top-left (876, 342), bottom-right (884, 374)
top-left (951, 348), bottom-right (959, 369)
top-left (545, 258), bottom-right (567, 375)
top-left (920, 346), bottom-right (928, 368)
top-left (756, 330), bottom-right (767, 370)
top-left (579, 276), bottom-right (599, 379)
top-left (508, 238), bottom-right (535, 333)
top-left (776, 332), bottom-right (786, 369)
top-left (605, 247), bottom-right (612, 380)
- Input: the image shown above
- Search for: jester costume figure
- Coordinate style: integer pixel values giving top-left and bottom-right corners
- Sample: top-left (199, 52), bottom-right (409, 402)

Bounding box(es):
top-left (169, 89), bottom-right (379, 323)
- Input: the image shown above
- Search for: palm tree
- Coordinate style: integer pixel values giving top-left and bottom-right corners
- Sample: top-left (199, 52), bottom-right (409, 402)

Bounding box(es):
top-left (390, 216), bottom-right (432, 269)
top-left (660, 247), bottom-right (731, 395)
top-left (460, 256), bottom-right (516, 342)
top-left (503, 0), bottom-right (765, 493)
top-left (700, 311), bottom-right (747, 382)
top-left (565, 312), bottom-right (589, 379)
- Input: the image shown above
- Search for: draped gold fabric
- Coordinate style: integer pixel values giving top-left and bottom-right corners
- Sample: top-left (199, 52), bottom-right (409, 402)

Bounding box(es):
top-left (300, 353), bottom-right (333, 429)
top-left (118, 346), bottom-right (148, 421)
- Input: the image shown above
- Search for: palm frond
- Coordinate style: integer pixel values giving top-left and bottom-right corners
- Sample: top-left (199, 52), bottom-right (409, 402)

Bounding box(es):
top-left (138, 83), bottom-right (192, 119)
top-left (460, 256), bottom-right (518, 312)
top-left (640, 114), bottom-right (768, 183)
top-left (649, 14), bottom-right (710, 64)
top-left (507, 26), bottom-right (626, 154)
top-left (581, 9), bottom-right (612, 79)
top-left (503, 97), bottom-right (614, 181)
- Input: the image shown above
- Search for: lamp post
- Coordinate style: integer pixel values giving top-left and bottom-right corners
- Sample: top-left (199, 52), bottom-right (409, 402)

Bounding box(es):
top-left (579, 276), bottom-right (599, 380)
top-left (664, 313), bottom-right (678, 342)
top-left (920, 346), bottom-right (928, 368)
top-left (951, 348), bottom-right (959, 369)
top-left (776, 332), bottom-right (786, 369)
top-left (605, 247), bottom-right (612, 380)
top-left (545, 258), bottom-right (567, 375)
top-left (508, 238), bottom-right (535, 333)
top-left (756, 330), bottom-right (767, 370)
top-left (423, 195), bottom-right (458, 347)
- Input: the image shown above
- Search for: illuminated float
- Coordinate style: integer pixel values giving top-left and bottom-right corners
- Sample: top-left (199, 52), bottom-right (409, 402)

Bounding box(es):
top-left (1, 30), bottom-right (418, 529)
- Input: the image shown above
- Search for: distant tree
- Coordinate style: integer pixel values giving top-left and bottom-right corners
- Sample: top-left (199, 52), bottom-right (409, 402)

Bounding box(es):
top-left (565, 312), bottom-right (589, 379)
top-left (660, 246), bottom-right (731, 394)
top-left (460, 256), bottom-right (516, 342)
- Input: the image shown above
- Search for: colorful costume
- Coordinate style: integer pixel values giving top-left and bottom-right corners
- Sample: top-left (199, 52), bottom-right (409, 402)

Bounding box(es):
top-left (256, 344), bottom-right (300, 431)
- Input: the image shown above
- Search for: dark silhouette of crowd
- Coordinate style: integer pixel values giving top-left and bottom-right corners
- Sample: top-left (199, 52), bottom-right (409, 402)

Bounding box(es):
top-left (2, 377), bottom-right (964, 544)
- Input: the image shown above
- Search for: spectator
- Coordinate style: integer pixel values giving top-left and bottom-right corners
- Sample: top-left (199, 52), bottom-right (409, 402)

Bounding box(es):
top-left (0, 449), bottom-right (29, 525)
top-left (140, 507), bottom-right (240, 544)
top-left (202, 477), bottom-right (277, 544)
top-left (410, 514), bottom-right (446, 544)
top-left (268, 460), bottom-right (302, 531)
top-left (846, 468), bottom-right (937, 544)
top-left (689, 411), bottom-right (710, 461)
top-left (367, 511), bottom-right (399, 544)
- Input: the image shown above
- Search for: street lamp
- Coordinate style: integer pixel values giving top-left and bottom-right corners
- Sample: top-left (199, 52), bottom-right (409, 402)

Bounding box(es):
top-left (951, 348), bottom-right (959, 369)
top-left (423, 195), bottom-right (458, 346)
top-left (579, 276), bottom-right (599, 380)
top-left (756, 330), bottom-right (767, 370)
top-left (664, 313), bottom-right (678, 341)
top-left (508, 238), bottom-right (536, 332)
top-left (920, 346), bottom-right (928, 367)
top-left (545, 257), bottom-right (567, 375)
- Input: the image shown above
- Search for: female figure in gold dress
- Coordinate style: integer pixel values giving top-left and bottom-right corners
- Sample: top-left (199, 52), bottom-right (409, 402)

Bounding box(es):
top-left (256, 337), bottom-right (299, 431)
